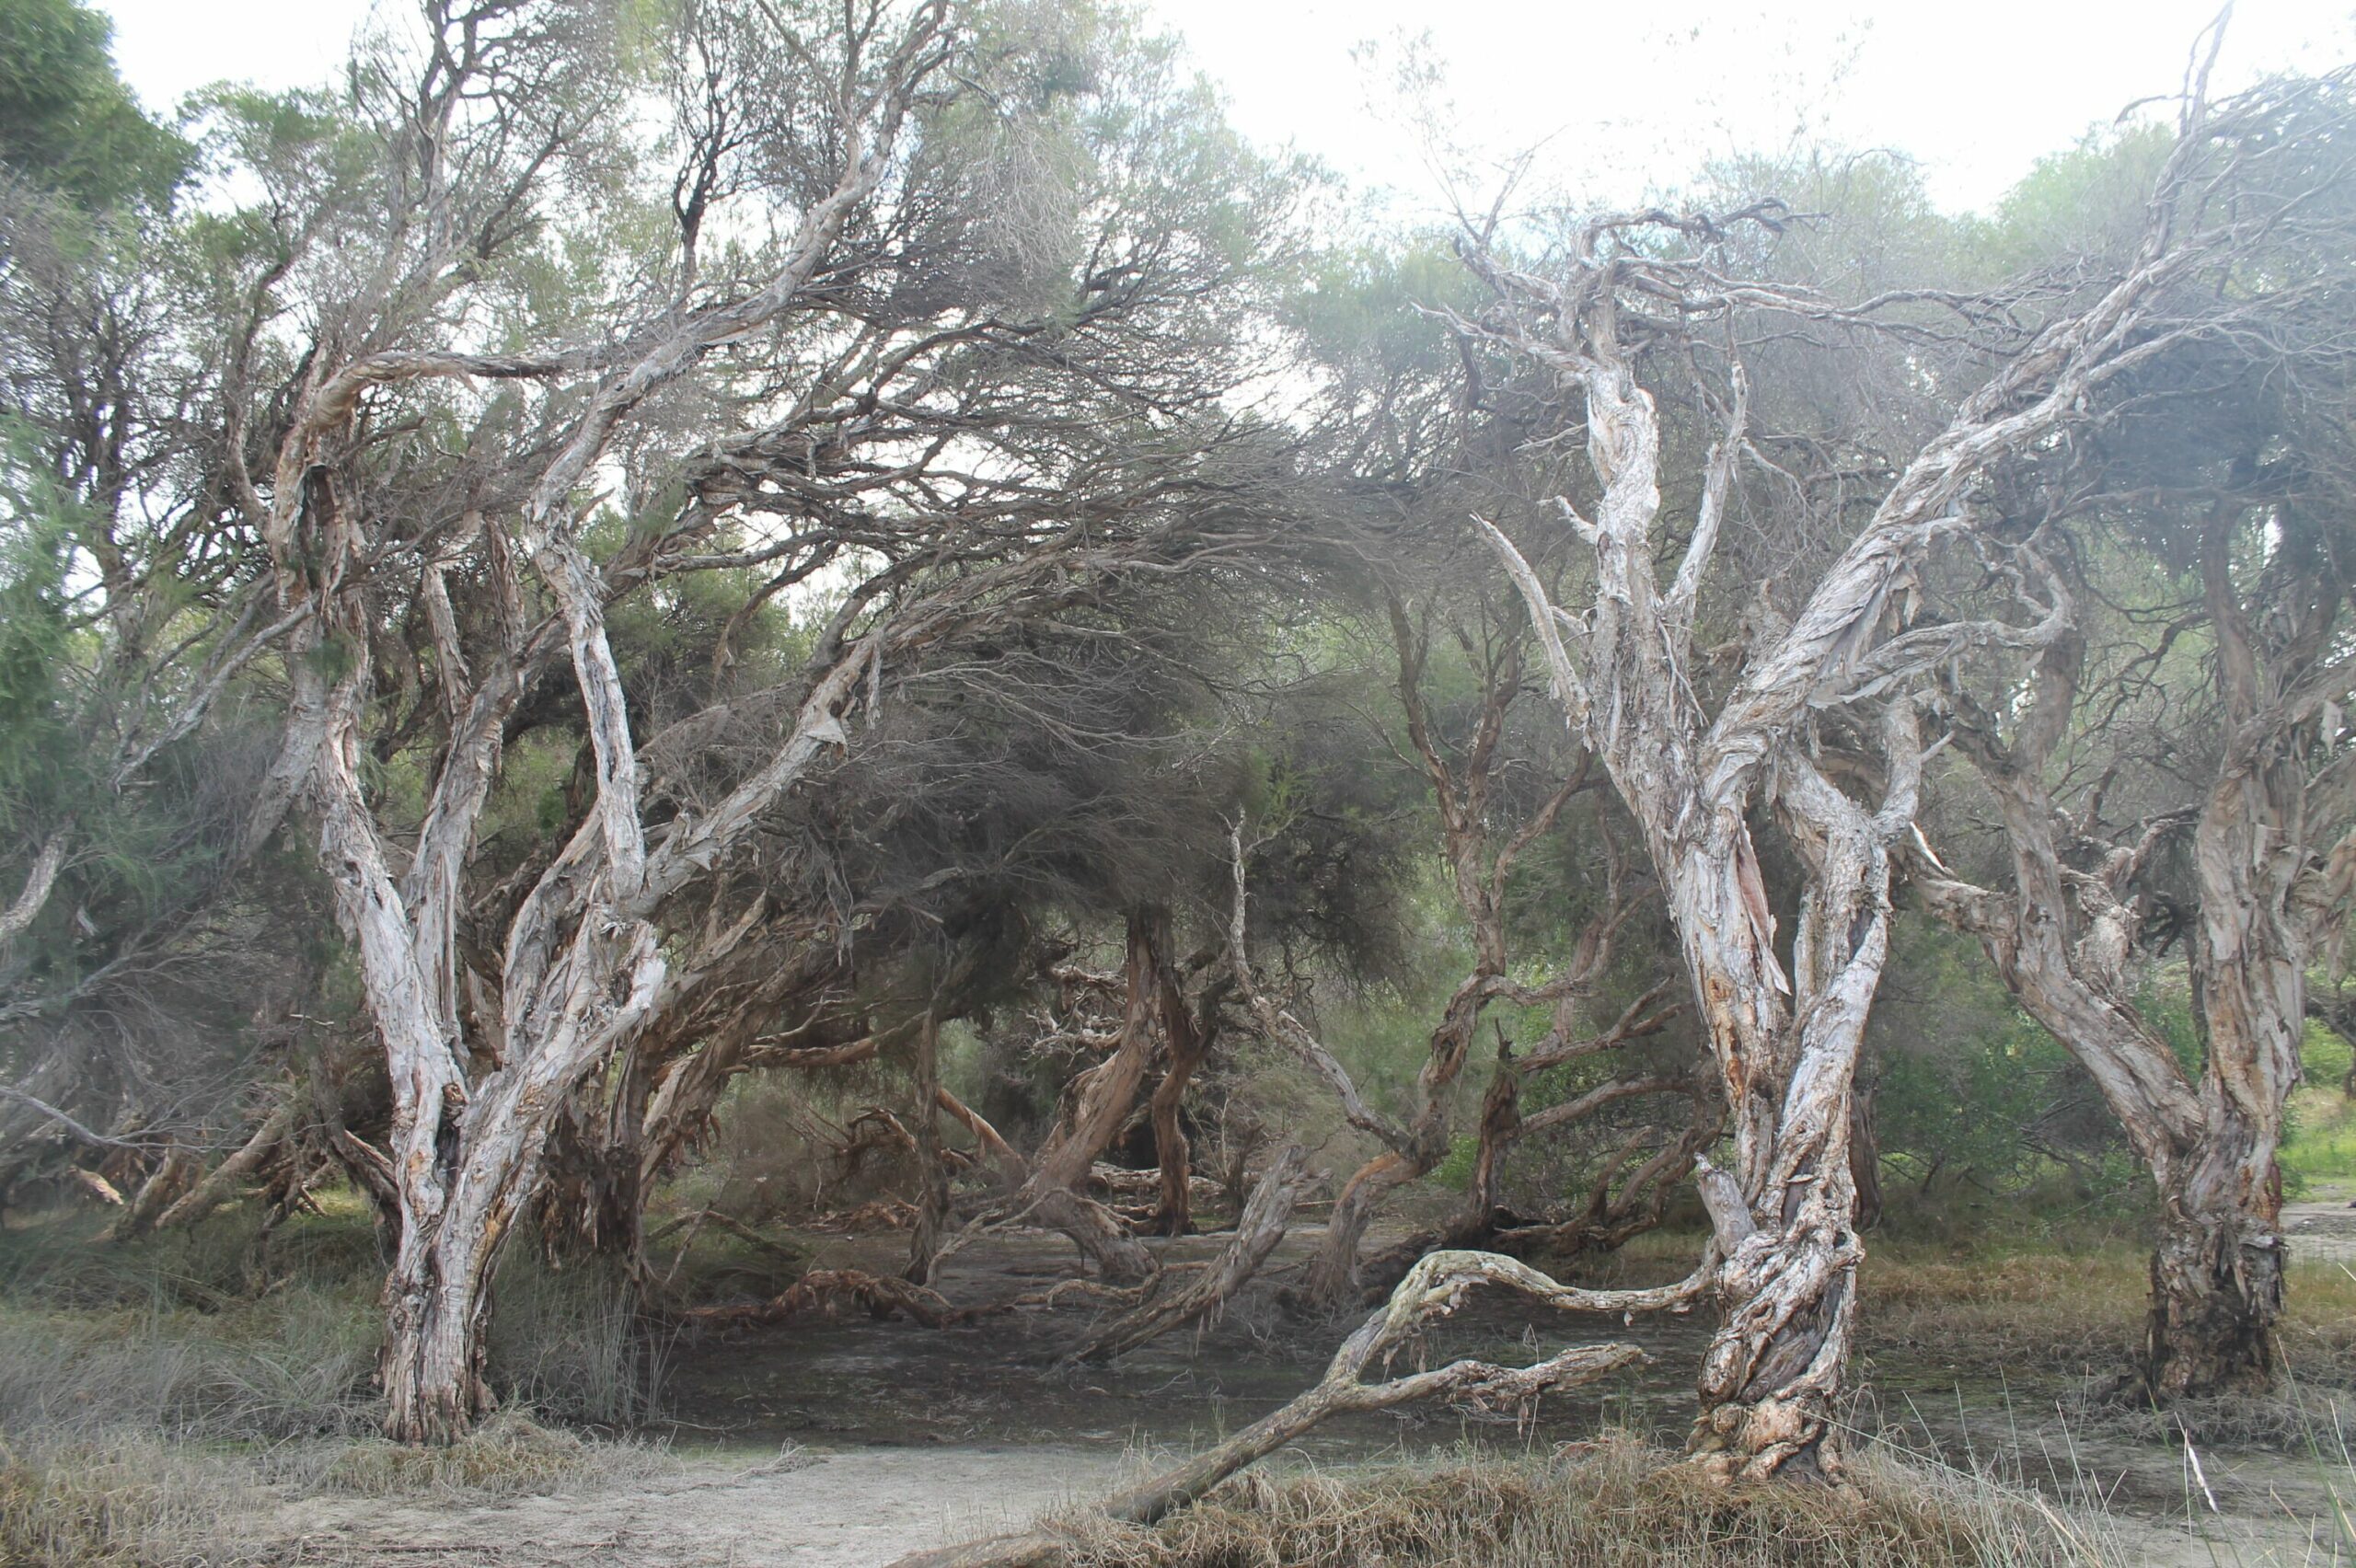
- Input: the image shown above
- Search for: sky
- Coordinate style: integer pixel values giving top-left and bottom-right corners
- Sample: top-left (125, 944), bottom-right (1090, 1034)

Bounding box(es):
top-left (93, 0), bottom-right (2356, 217)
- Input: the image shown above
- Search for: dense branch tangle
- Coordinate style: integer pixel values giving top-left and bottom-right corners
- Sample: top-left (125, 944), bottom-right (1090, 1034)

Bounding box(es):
top-left (1908, 66), bottom-right (2356, 1391)
top-left (253, 0), bottom-right (1311, 1442)
top-left (1260, 582), bottom-right (1703, 1307)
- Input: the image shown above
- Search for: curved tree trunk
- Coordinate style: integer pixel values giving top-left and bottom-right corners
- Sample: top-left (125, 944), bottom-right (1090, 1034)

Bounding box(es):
top-left (1012, 910), bottom-right (1162, 1284)
top-left (1299, 1149), bottom-right (1419, 1306)
top-left (1147, 958), bottom-right (1214, 1238)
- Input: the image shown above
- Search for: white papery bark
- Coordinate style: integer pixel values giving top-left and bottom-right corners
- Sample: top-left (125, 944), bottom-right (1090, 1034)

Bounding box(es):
top-left (1465, 184), bottom-right (2203, 1473)
top-left (264, 6), bottom-right (950, 1443)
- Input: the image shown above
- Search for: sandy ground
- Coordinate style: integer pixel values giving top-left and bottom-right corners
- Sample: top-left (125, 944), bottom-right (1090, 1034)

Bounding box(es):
top-left (271, 1444), bottom-right (1127, 1566)
top-left (237, 1218), bottom-right (2356, 1568)
top-left (258, 1436), bottom-right (2338, 1568)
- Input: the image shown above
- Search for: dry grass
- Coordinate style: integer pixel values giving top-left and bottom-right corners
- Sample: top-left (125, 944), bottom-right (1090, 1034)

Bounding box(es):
top-left (1057, 1433), bottom-right (2131, 1568)
top-left (323, 1408), bottom-right (672, 1499)
top-left (0, 1432), bottom-right (271, 1567)
top-left (1861, 1248), bottom-right (2356, 1389)
top-left (0, 1211), bottom-right (676, 1562)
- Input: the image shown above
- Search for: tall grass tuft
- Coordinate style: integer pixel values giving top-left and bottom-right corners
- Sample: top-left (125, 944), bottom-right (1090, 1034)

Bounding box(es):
top-left (1056, 1432), bottom-right (2133, 1567)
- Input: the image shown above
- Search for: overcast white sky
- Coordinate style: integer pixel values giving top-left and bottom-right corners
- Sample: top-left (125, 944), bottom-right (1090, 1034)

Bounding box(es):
top-left (93, 0), bottom-right (2356, 216)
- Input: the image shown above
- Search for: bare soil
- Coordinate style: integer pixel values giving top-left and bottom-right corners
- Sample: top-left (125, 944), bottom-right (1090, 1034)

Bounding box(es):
top-left (238, 1220), bottom-right (2356, 1567)
top-left (2282, 1189), bottom-right (2356, 1268)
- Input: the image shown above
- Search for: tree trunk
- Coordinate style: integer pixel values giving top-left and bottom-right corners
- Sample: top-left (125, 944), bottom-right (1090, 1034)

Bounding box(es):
top-left (2143, 1199), bottom-right (2283, 1398)
top-left (1013, 912), bottom-right (1162, 1284)
top-left (381, 1218), bottom-right (500, 1446)
top-left (1299, 1149), bottom-right (1418, 1308)
top-left (1147, 961), bottom-right (1212, 1238)
top-left (1849, 1084), bottom-right (1883, 1234)
top-left (908, 1011), bottom-right (949, 1286)
top-left (1456, 1047), bottom-right (1522, 1239)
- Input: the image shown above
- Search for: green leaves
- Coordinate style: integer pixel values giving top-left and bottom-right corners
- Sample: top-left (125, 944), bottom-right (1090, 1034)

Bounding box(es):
top-left (0, 0), bottom-right (189, 212)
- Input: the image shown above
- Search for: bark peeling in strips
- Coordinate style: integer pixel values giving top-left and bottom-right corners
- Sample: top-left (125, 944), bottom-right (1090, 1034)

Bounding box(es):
top-left (1457, 161), bottom-right (2237, 1471)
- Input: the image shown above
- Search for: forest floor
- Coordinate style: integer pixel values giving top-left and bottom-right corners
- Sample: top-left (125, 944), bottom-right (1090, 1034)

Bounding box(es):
top-left (238, 1209), bottom-right (2356, 1568)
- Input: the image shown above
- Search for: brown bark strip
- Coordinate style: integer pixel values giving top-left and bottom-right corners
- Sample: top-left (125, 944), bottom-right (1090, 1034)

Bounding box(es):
top-left (1000, 911), bottom-right (1164, 1284)
top-left (1147, 951), bottom-right (1217, 1237)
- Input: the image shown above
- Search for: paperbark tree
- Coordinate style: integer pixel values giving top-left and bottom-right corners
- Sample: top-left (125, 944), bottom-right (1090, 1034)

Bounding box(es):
top-left (1907, 64), bottom-right (2356, 1397)
top-left (269, 10), bottom-right (950, 1439)
top-left (1454, 107), bottom-right (2284, 1465)
top-left (240, 0), bottom-right (1312, 1439)
top-left (1918, 495), bottom-right (2356, 1399)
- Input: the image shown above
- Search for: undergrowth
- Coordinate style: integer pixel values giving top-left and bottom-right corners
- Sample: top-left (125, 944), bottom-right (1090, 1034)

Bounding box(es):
top-left (0, 1205), bottom-right (676, 1562)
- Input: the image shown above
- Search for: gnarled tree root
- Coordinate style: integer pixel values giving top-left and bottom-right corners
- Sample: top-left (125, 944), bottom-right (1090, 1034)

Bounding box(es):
top-left (883, 1248), bottom-right (1676, 1568)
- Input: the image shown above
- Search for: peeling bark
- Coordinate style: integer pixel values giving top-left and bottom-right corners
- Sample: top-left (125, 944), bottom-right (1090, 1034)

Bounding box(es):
top-left (1459, 173), bottom-right (2154, 1470)
top-left (259, 6), bottom-right (953, 1441)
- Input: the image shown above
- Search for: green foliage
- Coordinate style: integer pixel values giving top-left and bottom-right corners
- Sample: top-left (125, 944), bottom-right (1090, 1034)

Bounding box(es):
top-left (1870, 920), bottom-right (2147, 1219)
top-left (0, 0), bottom-right (188, 210)
top-left (2285, 1018), bottom-right (2356, 1193)
top-left (1971, 122), bottom-right (2174, 274)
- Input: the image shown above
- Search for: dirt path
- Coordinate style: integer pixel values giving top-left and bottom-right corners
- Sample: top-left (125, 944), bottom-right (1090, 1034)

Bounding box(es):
top-left (246, 1222), bottom-right (2351, 1568)
top-left (271, 1445), bottom-right (1126, 1567)
top-left (2283, 1188), bottom-right (2356, 1267)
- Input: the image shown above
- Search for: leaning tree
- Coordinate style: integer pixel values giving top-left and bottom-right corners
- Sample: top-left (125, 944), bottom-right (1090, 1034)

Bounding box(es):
top-left (237, 0), bottom-right (1319, 1440)
top-left (1913, 63), bottom-right (2356, 1396)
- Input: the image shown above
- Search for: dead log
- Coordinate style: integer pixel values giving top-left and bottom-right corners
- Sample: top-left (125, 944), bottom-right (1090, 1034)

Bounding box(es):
top-left (680, 1268), bottom-right (963, 1330)
top-left (101, 1143), bottom-right (201, 1242)
top-left (153, 1101), bottom-right (298, 1232)
top-left (884, 1248), bottom-right (1674, 1568)
top-left (1068, 1145), bottom-right (1310, 1364)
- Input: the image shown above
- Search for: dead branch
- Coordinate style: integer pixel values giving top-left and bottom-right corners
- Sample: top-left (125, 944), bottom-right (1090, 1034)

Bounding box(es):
top-left (1067, 1145), bottom-right (1311, 1365)
top-left (883, 1249), bottom-right (1659, 1568)
top-left (678, 1267), bottom-right (962, 1330)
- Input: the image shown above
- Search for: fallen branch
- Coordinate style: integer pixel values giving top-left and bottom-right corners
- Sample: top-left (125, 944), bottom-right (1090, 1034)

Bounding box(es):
top-left (883, 1248), bottom-right (1665, 1568)
top-left (678, 1267), bottom-right (963, 1330)
top-left (1067, 1145), bottom-right (1311, 1365)
top-left (0, 1084), bottom-right (160, 1152)
top-left (154, 1101), bottom-right (298, 1231)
